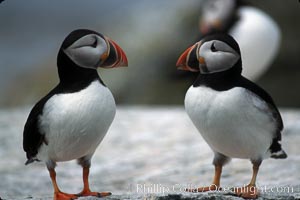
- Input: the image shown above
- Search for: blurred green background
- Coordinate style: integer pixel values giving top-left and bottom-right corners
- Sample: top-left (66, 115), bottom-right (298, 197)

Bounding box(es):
top-left (0, 0), bottom-right (299, 108)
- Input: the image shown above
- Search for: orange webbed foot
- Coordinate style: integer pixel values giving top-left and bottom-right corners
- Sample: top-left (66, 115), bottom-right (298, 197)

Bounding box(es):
top-left (234, 185), bottom-right (259, 199)
top-left (54, 192), bottom-right (78, 200)
top-left (77, 190), bottom-right (112, 198)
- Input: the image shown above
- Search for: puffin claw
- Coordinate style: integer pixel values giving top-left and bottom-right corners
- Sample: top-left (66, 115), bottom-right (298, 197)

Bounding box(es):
top-left (76, 191), bottom-right (112, 198)
top-left (97, 192), bottom-right (112, 197)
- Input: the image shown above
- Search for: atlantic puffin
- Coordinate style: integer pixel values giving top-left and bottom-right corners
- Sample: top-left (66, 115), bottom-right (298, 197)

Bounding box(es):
top-left (199, 0), bottom-right (281, 80)
top-left (176, 33), bottom-right (286, 199)
top-left (23, 29), bottom-right (128, 200)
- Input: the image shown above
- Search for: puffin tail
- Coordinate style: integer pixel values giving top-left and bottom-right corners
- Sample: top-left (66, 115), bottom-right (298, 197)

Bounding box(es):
top-left (269, 138), bottom-right (287, 159)
top-left (271, 149), bottom-right (287, 159)
top-left (25, 158), bottom-right (40, 165)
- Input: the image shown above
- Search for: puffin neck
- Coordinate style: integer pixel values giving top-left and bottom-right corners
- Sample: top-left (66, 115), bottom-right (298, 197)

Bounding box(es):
top-left (193, 60), bottom-right (242, 91)
top-left (57, 50), bottom-right (103, 88)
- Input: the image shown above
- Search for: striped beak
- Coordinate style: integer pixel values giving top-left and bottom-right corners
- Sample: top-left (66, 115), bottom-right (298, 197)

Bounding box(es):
top-left (176, 42), bottom-right (201, 72)
top-left (99, 37), bottom-right (128, 68)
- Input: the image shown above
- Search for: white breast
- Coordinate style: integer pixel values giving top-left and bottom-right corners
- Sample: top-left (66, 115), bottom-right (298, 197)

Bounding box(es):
top-left (38, 81), bottom-right (116, 162)
top-left (230, 6), bottom-right (281, 80)
top-left (185, 86), bottom-right (276, 160)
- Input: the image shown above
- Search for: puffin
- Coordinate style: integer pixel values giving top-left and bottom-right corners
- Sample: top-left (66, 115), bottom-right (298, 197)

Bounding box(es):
top-left (199, 0), bottom-right (281, 80)
top-left (176, 33), bottom-right (287, 199)
top-left (23, 29), bottom-right (128, 200)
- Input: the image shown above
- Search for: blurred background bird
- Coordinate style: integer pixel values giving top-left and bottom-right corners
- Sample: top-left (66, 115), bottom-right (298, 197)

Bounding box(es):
top-left (0, 0), bottom-right (299, 108)
top-left (198, 0), bottom-right (281, 80)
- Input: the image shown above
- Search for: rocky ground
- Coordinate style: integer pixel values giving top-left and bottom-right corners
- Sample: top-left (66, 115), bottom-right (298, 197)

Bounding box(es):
top-left (0, 107), bottom-right (300, 200)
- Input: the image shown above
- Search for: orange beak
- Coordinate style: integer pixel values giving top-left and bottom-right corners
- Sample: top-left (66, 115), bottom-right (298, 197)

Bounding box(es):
top-left (200, 19), bottom-right (222, 34)
top-left (100, 37), bottom-right (128, 68)
top-left (109, 39), bottom-right (128, 67)
top-left (176, 43), bottom-right (200, 72)
top-left (200, 21), bottom-right (210, 35)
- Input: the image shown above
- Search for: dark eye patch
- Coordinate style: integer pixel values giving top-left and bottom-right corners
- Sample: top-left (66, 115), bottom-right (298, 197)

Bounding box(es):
top-left (91, 39), bottom-right (97, 48)
top-left (211, 42), bottom-right (218, 52)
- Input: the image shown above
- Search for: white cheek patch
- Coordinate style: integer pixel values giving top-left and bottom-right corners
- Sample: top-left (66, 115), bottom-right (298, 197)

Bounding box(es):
top-left (199, 41), bottom-right (240, 74)
top-left (64, 46), bottom-right (102, 69)
top-left (206, 52), bottom-right (239, 73)
top-left (64, 35), bottom-right (108, 69)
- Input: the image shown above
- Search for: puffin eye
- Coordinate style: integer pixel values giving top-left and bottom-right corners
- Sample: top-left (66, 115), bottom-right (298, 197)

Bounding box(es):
top-left (90, 39), bottom-right (97, 48)
top-left (211, 42), bottom-right (218, 52)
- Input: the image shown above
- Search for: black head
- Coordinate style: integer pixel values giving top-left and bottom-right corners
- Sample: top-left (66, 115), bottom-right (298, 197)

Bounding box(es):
top-left (177, 33), bottom-right (242, 75)
top-left (56, 29), bottom-right (128, 83)
top-left (58, 29), bottom-right (128, 70)
top-left (200, 0), bottom-right (241, 34)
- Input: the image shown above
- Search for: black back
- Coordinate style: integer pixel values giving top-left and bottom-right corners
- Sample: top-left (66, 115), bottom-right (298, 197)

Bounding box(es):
top-left (193, 33), bottom-right (283, 139)
top-left (23, 75), bottom-right (101, 163)
top-left (193, 61), bottom-right (283, 154)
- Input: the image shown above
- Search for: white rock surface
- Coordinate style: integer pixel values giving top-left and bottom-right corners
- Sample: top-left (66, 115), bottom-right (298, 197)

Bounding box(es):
top-left (0, 107), bottom-right (299, 199)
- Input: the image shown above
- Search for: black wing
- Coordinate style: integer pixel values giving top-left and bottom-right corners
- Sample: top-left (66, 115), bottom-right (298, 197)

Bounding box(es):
top-left (238, 77), bottom-right (286, 158)
top-left (238, 77), bottom-right (283, 134)
top-left (23, 101), bottom-right (46, 164)
top-left (23, 87), bottom-right (59, 164)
